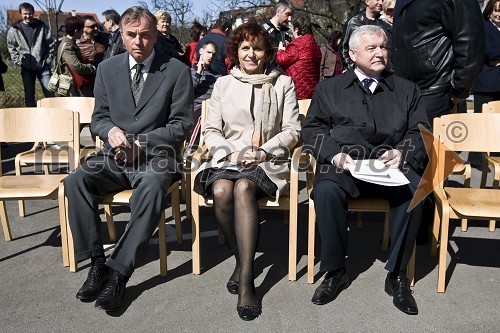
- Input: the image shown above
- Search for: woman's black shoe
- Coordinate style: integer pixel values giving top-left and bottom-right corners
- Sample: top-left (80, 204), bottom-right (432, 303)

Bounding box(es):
top-left (237, 304), bottom-right (261, 321)
top-left (226, 280), bottom-right (239, 295)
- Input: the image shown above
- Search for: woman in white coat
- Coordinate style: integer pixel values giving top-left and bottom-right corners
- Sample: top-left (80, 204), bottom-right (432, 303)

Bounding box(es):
top-left (194, 19), bottom-right (301, 321)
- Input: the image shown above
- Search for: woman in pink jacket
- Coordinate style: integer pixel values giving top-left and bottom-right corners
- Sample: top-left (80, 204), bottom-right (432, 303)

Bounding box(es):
top-left (276, 13), bottom-right (322, 99)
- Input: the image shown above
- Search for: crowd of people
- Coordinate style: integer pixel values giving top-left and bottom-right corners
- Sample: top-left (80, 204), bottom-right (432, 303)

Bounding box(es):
top-left (3, 0), bottom-right (499, 322)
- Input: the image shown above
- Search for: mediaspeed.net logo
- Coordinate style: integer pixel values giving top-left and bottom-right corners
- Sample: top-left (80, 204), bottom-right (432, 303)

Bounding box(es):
top-left (408, 123), bottom-right (467, 211)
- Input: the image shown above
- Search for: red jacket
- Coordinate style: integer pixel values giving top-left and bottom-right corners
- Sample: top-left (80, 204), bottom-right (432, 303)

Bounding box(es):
top-left (276, 34), bottom-right (322, 99)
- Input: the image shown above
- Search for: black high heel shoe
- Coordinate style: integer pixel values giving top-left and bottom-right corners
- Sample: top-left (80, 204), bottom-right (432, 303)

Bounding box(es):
top-left (236, 304), bottom-right (261, 321)
top-left (226, 280), bottom-right (239, 295)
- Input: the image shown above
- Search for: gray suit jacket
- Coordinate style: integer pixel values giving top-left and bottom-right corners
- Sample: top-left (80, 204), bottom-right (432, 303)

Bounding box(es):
top-left (91, 51), bottom-right (194, 166)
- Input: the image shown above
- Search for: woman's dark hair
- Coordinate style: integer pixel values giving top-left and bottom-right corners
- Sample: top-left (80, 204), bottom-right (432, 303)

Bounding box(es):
top-left (225, 18), bottom-right (273, 64)
top-left (483, 0), bottom-right (500, 20)
top-left (291, 13), bottom-right (312, 36)
top-left (327, 30), bottom-right (342, 47)
top-left (65, 16), bottom-right (84, 37)
top-left (189, 21), bottom-right (207, 42)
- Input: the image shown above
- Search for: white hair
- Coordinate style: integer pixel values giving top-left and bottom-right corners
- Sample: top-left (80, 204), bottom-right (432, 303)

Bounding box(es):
top-left (349, 25), bottom-right (387, 50)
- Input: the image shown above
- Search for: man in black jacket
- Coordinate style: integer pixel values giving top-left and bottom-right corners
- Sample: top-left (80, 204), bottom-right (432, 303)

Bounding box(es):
top-left (302, 25), bottom-right (429, 315)
top-left (102, 9), bottom-right (125, 59)
top-left (340, 0), bottom-right (392, 70)
top-left (262, 0), bottom-right (293, 66)
top-left (393, 0), bottom-right (484, 121)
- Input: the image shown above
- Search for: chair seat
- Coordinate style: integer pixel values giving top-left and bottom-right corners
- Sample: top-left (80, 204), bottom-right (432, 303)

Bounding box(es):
top-left (445, 187), bottom-right (500, 218)
top-left (18, 147), bottom-right (95, 164)
top-left (348, 197), bottom-right (390, 211)
top-left (102, 182), bottom-right (180, 204)
top-left (0, 174), bottom-right (66, 198)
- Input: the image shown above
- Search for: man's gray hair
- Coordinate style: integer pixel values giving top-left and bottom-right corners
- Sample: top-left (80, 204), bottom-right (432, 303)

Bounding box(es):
top-left (276, 1), bottom-right (292, 13)
top-left (349, 25), bottom-right (387, 50)
top-left (120, 6), bottom-right (157, 31)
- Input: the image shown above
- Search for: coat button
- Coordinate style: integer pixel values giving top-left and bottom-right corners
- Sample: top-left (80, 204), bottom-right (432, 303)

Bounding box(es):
top-left (362, 100), bottom-right (367, 104)
top-left (362, 122), bottom-right (367, 127)
top-left (134, 117), bottom-right (138, 120)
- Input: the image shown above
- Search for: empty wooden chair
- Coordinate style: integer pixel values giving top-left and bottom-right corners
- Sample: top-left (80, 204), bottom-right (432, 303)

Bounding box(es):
top-left (0, 107), bottom-right (80, 268)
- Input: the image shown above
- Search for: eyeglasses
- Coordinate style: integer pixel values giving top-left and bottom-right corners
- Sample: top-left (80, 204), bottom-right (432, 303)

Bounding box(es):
top-left (85, 24), bottom-right (97, 29)
top-left (385, 8), bottom-right (394, 16)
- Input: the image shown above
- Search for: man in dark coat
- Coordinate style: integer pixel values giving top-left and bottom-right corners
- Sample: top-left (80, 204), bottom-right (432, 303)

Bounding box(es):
top-left (302, 25), bottom-right (429, 315)
top-left (102, 9), bottom-right (126, 59)
top-left (64, 6), bottom-right (193, 312)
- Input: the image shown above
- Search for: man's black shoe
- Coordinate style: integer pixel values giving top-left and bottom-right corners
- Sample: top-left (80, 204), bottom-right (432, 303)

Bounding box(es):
top-left (385, 273), bottom-right (418, 315)
top-left (75, 265), bottom-right (111, 301)
top-left (94, 273), bottom-right (127, 311)
top-left (311, 269), bottom-right (350, 305)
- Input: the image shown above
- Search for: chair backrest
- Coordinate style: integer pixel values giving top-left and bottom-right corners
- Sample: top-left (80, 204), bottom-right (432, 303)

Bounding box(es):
top-left (200, 99), bottom-right (210, 149)
top-left (37, 97), bottom-right (95, 124)
top-left (433, 113), bottom-right (500, 185)
top-left (482, 100), bottom-right (500, 114)
top-left (0, 107), bottom-right (80, 173)
top-left (297, 99), bottom-right (311, 122)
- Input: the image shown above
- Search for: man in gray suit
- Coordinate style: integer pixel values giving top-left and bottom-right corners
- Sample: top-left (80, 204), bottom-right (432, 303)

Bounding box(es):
top-left (64, 6), bottom-right (193, 312)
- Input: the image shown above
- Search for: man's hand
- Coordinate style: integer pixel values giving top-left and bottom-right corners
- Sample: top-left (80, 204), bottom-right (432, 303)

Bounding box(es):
top-left (378, 149), bottom-right (402, 169)
top-left (114, 140), bottom-right (142, 164)
top-left (108, 127), bottom-right (130, 149)
top-left (196, 57), bottom-right (205, 74)
top-left (278, 41), bottom-right (286, 51)
top-left (332, 153), bottom-right (355, 171)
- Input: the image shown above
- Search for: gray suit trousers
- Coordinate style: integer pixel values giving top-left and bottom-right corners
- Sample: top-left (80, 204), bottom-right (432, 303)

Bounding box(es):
top-left (65, 153), bottom-right (178, 277)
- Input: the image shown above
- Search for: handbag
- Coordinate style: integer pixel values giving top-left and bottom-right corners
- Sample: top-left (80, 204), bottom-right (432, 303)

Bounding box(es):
top-left (48, 41), bottom-right (73, 96)
top-left (66, 57), bottom-right (94, 89)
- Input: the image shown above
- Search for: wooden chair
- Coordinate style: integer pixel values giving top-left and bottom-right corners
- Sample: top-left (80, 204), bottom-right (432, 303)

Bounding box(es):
top-left (62, 135), bottom-right (185, 275)
top-left (0, 107), bottom-right (80, 269)
top-left (190, 99), bottom-right (310, 280)
top-left (15, 97), bottom-right (96, 217)
top-left (305, 155), bottom-right (416, 285)
top-left (431, 113), bottom-right (500, 292)
top-left (478, 100), bottom-right (500, 232)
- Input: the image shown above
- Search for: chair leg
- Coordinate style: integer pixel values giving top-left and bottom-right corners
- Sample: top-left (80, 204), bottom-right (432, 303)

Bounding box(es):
top-left (191, 191), bottom-right (201, 275)
top-left (480, 157), bottom-right (489, 188)
top-left (430, 201), bottom-right (441, 257)
top-left (15, 161), bottom-right (25, 218)
top-left (381, 212), bottom-right (389, 251)
top-left (171, 185), bottom-right (183, 245)
top-left (0, 201), bottom-right (12, 241)
top-left (158, 211), bottom-right (167, 277)
top-left (289, 200), bottom-right (298, 281)
top-left (407, 243), bottom-right (416, 287)
top-left (437, 207), bottom-right (450, 293)
top-left (307, 199), bottom-right (316, 284)
top-left (356, 212), bottom-right (363, 229)
top-left (104, 204), bottom-right (117, 242)
top-left (67, 204), bottom-right (77, 272)
top-left (58, 184), bottom-right (69, 267)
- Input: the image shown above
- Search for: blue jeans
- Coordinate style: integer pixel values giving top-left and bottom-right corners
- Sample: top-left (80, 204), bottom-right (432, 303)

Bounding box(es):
top-left (21, 65), bottom-right (54, 107)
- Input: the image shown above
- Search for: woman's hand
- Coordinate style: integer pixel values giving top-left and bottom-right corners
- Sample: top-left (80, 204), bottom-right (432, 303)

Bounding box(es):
top-left (241, 150), bottom-right (266, 167)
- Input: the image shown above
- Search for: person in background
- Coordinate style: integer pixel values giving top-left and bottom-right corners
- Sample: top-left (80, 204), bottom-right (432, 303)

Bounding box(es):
top-left (262, 0), bottom-right (293, 67)
top-left (185, 21), bottom-right (207, 68)
top-left (193, 19), bottom-right (300, 321)
top-left (302, 25), bottom-right (429, 315)
top-left (0, 58), bottom-right (7, 92)
top-left (76, 16), bottom-right (109, 68)
top-left (154, 10), bottom-right (185, 61)
top-left (185, 41), bottom-right (221, 156)
top-left (102, 9), bottom-right (126, 59)
top-left (276, 13), bottom-right (322, 99)
top-left (473, 0), bottom-right (500, 114)
top-left (381, 0), bottom-right (396, 26)
top-left (319, 30), bottom-right (343, 80)
top-left (340, 0), bottom-right (392, 71)
top-left (7, 2), bottom-right (54, 106)
top-left (194, 18), bottom-right (232, 76)
top-left (56, 16), bottom-right (96, 97)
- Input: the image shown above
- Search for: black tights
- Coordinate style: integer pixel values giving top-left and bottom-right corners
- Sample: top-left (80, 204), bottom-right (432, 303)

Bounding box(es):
top-left (212, 178), bottom-right (260, 307)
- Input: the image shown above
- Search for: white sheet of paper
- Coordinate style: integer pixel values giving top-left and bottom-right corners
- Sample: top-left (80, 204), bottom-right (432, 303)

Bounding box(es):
top-left (347, 159), bottom-right (410, 186)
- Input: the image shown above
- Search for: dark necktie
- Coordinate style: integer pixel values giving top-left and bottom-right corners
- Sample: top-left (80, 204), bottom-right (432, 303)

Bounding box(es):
top-left (131, 63), bottom-right (144, 105)
top-left (362, 78), bottom-right (374, 96)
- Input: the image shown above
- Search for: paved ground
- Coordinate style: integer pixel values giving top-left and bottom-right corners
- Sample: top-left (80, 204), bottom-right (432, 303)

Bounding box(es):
top-left (1, 142), bottom-right (499, 332)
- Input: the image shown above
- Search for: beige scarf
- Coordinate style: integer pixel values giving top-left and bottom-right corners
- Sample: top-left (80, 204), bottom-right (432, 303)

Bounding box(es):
top-left (230, 66), bottom-right (281, 147)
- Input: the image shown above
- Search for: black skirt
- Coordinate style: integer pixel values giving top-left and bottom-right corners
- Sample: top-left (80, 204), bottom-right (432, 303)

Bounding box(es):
top-left (198, 165), bottom-right (278, 198)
